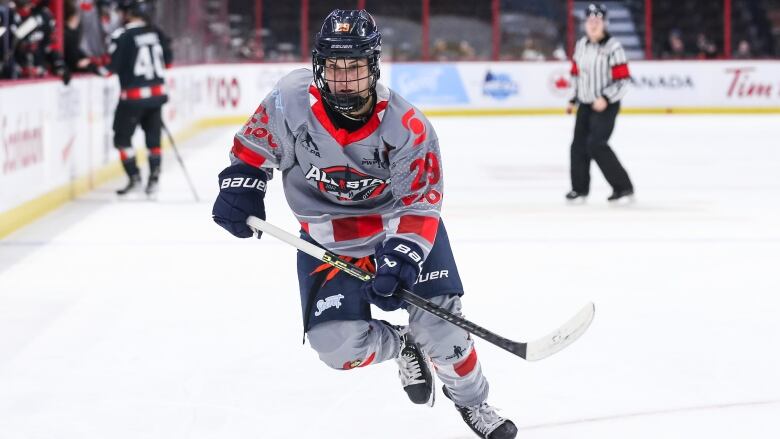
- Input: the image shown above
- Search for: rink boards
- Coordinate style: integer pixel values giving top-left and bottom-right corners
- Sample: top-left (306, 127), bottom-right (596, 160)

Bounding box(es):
top-left (2, 60), bottom-right (780, 237)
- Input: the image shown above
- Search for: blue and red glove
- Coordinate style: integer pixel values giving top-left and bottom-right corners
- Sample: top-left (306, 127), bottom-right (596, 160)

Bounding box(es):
top-left (212, 164), bottom-right (267, 238)
top-left (362, 239), bottom-right (424, 311)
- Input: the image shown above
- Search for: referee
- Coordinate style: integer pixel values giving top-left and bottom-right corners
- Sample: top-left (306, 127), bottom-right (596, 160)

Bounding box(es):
top-left (566, 3), bottom-right (634, 203)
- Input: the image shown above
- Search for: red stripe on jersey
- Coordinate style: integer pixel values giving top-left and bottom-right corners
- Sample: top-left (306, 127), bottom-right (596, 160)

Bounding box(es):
top-left (309, 85), bottom-right (388, 147)
top-left (125, 88), bottom-right (141, 99)
top-left (300, 222), bottom-right (310, 234)
top-left (121, 85), bottom-right (166, 100)
top-left (231, 137), bottom-right (266, 167)
top-left (454, 348), bottom-right (478, 377)
top-left (570, 60), bottom-right (579, 76)
top-left (611, 63), bottom-right (630, 80)
top-left (397, 215), bottom-right (439, 244)
top-left (332, 215), bottom-right (383, 242)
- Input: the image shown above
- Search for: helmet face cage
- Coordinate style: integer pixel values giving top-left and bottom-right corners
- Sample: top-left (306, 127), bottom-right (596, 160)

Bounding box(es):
top-left (312, 9), bottom-right (381, 114)
top-left (312, 54), bottom-right (380, 114)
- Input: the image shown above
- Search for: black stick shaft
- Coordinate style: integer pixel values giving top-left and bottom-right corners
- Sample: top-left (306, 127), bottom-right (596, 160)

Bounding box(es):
top-left (320, 250), bottom-right (528, 358)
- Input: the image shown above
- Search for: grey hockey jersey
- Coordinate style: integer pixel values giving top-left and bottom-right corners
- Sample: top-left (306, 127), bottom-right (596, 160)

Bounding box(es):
top-left (230, 69), bottom-right (443, 259)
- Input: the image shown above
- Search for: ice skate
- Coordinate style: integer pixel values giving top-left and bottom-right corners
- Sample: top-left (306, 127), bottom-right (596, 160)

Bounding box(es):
top-left (116, 175), bottom-right (142, 196)
top-left (145, 174), bottom-right (160, 198)
top-left (443, 386), bottom-right (517, 439)
top-left (395, 328), bottom-right (435, 406)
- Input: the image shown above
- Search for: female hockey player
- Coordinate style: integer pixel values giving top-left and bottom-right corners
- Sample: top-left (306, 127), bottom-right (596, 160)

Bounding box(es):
top-left (211, 9), bottom-right (517, 439)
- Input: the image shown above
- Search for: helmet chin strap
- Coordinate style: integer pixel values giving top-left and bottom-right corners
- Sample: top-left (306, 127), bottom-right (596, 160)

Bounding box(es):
top-left (341, 93), bottom-right (375, 119)
top-left (321, 78), bottom-right (373, 115)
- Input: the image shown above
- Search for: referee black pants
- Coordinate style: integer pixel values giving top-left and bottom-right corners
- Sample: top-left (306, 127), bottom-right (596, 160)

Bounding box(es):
top-left (570, 101), bottom-right (633, 194)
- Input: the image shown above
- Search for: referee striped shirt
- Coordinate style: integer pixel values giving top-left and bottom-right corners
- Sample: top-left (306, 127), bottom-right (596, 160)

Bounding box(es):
top-left (570, 33), bottom-right (630, 104)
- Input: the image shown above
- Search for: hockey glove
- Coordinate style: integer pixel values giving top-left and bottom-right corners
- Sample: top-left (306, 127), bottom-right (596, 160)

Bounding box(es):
top-left (212, 163), bottom-right (268, 238)
top-left (361, 239), bottom-right (424, 311)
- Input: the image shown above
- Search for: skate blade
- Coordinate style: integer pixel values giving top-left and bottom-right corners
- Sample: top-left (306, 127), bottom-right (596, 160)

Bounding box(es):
top-left (116, 190), bottom-right (147, 201)
top-left (145, 189), bottom-right (159, 201)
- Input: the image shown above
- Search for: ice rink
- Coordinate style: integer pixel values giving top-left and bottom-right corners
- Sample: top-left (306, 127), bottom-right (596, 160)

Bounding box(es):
top-left (1, 114), bottom-right (779, 439)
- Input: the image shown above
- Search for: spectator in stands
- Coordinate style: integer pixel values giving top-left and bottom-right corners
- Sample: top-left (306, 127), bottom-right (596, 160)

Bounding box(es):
top-left (521, 38), bottom-right (545, 61)
top-left (662, 29), bottom-right (687, 59)
top-left (457, 40), bottom-right (476, 60)
top-left (734, 39), bottom-right (752, 59)
top-left (1, 0), bottom-right (22, 79)
top-left (79, 0), bottom-right (110, 60)
top-left (99, 0), bottom-right (122, 38)
top-left (64, 0), bottom-right (90, 71)
top-left (431, 38), bottom-right (449, 61)
top-left (695, 32), bottom-right (718, 59)
top-left (237, 36), bottom-right (263, 61)
top-left (392, 41), bottom-right (414, 61)
top-left (63, 0), bottom-right (107, 75)
top-left (552, 43), bottom-right (567, 61)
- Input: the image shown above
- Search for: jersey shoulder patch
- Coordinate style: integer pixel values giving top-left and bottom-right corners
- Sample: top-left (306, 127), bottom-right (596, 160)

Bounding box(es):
top-left (381, 89), bottom-right (435, 147)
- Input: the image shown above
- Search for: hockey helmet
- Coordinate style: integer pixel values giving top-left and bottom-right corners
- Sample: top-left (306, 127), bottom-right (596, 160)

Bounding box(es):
top-left (118, 0), bottom-right (154, 21)
top-left (312, 9), bottom-right (381, 114)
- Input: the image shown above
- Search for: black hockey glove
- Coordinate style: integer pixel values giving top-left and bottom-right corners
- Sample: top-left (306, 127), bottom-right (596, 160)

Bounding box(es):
top-left (212, 163), bottom-right (267, 239)
top-left (361, 239), bottom-right (423, 311)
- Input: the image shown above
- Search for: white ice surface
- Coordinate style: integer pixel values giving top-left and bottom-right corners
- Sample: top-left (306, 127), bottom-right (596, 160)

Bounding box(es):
top-left (1, 115), bottom-right (779, 438)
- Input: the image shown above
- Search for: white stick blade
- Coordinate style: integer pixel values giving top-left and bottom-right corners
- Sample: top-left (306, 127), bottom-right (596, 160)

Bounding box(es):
top-left (524, 302), bottom-right (595, 361)
top-left (246, 216), bottom-right (326, 260)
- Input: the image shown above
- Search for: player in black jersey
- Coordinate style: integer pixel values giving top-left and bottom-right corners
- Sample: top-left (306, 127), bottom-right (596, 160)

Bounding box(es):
top-left (0, 2), bottom-right (21, 79)
top-left (12, 0), bottom-right (69, 83)
top-left (108, 0), bottom-right (172, 196)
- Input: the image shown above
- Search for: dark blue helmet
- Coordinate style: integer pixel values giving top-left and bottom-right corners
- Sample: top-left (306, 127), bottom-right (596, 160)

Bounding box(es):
top-left (312, 9), bottom-right (381, 114)
top-left (584, 3), bottom-right (607, 19)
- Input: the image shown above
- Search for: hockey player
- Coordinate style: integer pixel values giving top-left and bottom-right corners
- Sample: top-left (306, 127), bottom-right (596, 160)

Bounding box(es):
top-left (211, 9), bottom-right (517, 439)
top-left (0, 1), bottom-right (21, 79)
top-left (108, 0), bottom-right (172, 196)
top-left (13, 0), bottom-right (70, 83)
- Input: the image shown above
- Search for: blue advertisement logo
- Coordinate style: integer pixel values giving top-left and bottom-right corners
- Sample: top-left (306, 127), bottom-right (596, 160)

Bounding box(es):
top-left (483, 71), bottom-right (519, 100)
top-left (390, 64), bottom-right (469, 105)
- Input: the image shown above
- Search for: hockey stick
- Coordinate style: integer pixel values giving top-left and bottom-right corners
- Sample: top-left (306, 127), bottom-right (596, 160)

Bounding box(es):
top-left (161, 122), bottom-right (200, 202)
top-left (1, 14), bottom-right (39, 66)
top-left (246, 216), bottom-right (595, 361)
